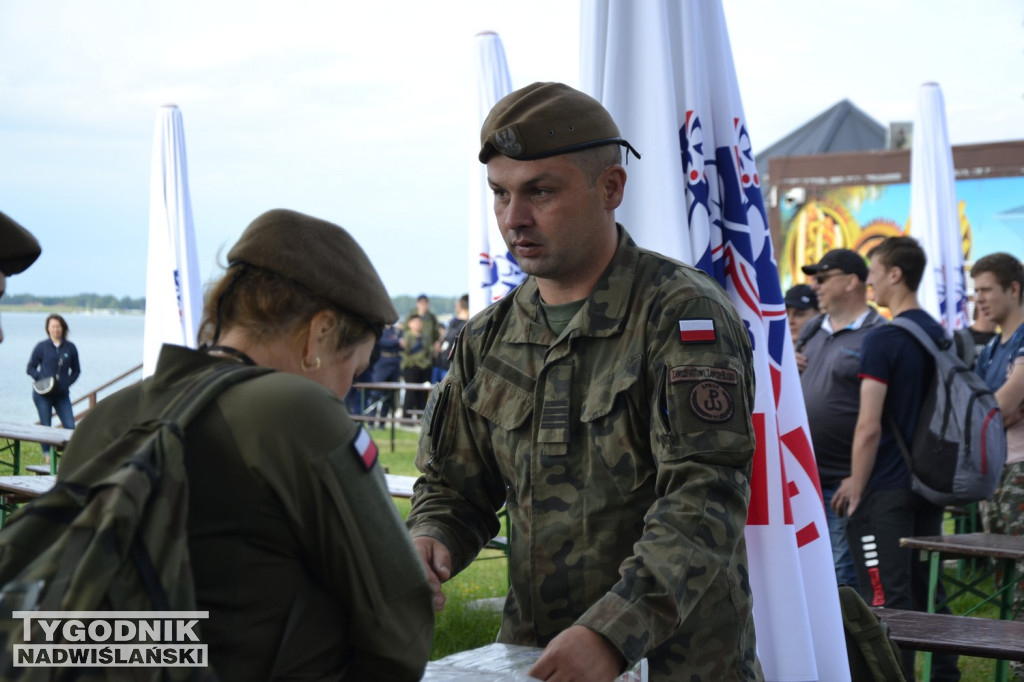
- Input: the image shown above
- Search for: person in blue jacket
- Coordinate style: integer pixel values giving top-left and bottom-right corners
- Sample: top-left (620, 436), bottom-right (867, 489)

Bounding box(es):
top-left (26, 313), bottom-right (81, 460)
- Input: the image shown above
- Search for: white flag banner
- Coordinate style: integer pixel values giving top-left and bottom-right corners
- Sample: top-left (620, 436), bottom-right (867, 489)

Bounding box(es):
top-left (581, 1), bottom-right (848, 679)
top-left (143, 104), bottom-right (203, 377)
top-left (469, 31), bottom-right (524, 316)
top-left (911, 82), bottom-right (969, 330)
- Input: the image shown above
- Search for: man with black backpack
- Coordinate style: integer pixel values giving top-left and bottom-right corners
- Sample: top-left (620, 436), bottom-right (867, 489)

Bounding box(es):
top-left (831, 236), bottom-right (961, 681)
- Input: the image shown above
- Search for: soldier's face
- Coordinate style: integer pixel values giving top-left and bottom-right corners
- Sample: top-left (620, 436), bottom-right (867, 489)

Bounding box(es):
top-left (487, 153), bottom-right (620, 301)
top-left (321, 335), bottom-right (376, 400)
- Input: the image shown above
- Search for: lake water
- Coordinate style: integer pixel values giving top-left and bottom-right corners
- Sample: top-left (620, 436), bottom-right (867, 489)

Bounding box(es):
top-left (0, 311), bottom-right (144, 424)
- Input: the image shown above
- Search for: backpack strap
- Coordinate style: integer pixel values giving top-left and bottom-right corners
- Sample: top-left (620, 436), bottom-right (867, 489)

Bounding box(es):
top-left (159, 361), bottom-right (273, 428)
top-left (795, 313), bottom-right (827, 353)
top-left (882, 316), bottom-right (948, 476)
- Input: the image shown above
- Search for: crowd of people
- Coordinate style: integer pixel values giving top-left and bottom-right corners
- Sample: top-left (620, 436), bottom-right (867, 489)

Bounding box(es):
top-left (344, 292), bottom-right (471, 427)
top-left (789, 243), bottom-right (1024, 682)
top-left (1, 78), bottom-right (1022, 682)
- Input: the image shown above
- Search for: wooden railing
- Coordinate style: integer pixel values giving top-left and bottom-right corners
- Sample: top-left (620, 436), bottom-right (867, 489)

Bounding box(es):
top-left (36, 364), bottom-right (144, 425)
top-left (72, 363), bottom-right (143, 421)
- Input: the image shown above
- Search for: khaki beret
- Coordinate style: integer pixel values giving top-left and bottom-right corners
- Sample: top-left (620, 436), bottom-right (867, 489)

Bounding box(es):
top-left (479, 82), bottom-right (640, 163)
top-left (228, 209), bottom-right (397, 330)
top-left (0, 210), bottom-right (41, 276)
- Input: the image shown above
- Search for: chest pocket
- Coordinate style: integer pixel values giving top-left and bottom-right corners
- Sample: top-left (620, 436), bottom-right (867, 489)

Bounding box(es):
top-left (464, 360), bottom-right (534, 432)
top-left (580, 355), bottom-right (641, 423)
top-left (580, 356), bottom-right (650, 495)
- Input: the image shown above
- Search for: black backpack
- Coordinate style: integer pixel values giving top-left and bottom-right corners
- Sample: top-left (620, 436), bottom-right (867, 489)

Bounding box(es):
top-left (886, 316), bottom-right (1006, 507)
top-left (839, 585), bottom-right (908, 682)
top-left (0, 362), bottom-right (269, 681)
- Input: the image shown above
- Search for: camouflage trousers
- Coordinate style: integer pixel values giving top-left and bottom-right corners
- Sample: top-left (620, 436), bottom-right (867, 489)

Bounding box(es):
top-left (982, 459), bottom-right (1024, 680)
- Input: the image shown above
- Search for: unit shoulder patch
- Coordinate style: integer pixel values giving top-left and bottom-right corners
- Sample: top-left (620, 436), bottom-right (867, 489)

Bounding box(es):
top-left (688, 380), bottom-right (735, 423)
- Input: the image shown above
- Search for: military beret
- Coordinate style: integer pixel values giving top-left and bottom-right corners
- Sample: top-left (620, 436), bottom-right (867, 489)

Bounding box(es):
top-left (478, 82), bottom-right (640, 163)
top-left (0, 210), bottom-right (41, 276)
top-left (228, 209), bottom-right (397, 330)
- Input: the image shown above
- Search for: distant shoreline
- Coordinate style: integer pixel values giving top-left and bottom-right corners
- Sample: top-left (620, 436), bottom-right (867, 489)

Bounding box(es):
top-left (0, 306), bottom-right (144, 315)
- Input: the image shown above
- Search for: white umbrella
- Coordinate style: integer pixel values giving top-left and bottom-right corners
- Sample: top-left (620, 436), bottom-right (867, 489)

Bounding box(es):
top-left (912, 82), bottom-right (970, 330)
top-left (581, 1), bottom-right (847, 679)
top-left (468, 31), bottom-right (523, 316)
top-left (142, 104), bottom-right (203, 377)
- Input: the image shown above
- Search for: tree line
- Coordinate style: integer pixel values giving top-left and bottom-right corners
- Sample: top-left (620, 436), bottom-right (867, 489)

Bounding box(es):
top-left (2, 293), bottom-right (459, 316)
top-left (2, 293), bottom-right (146, 311)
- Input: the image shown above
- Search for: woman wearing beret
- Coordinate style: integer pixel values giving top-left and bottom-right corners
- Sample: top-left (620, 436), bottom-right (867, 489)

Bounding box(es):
top-left (59, 209), bottom-right (434, 681)
top-left (26, 313), bottom-right (81, 462)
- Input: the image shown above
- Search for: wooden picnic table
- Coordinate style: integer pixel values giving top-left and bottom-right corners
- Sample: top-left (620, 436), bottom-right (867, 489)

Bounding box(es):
top-left (0, 474), bottom-right (419, 526)
top-left (900, 532), bottom-right (1024, 682)
top-left (0, 421), bottom-right (70, 475)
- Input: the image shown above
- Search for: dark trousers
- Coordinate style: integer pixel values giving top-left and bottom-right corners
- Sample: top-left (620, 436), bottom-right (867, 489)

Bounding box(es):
top-left (32, 390), bottom-right (75, 456)
top-left (401, 366), bottom-right (431, 414)
top-left (846, 487), bottom-right (961, 681)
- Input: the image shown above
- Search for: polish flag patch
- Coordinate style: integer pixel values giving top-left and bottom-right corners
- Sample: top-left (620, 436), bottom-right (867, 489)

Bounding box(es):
top-left (352, 427), bottom-right (379, 471)
top-left (678, 318), bottom-right (716, 344)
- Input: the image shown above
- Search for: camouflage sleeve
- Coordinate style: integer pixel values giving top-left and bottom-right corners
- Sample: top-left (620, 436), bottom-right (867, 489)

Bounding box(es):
top-left (406, 358), bottom-right (506, 575)
top-left (577, 293), bottom-right (756, 663)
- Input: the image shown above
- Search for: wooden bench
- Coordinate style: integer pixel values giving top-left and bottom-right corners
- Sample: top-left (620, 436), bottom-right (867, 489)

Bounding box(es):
top-left (874, 608), bottom-right (1024, 661)
top-left (0, 421), bottom-right (70, 475)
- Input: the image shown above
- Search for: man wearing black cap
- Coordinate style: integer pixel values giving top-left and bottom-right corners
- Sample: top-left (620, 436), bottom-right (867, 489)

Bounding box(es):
top-left (796, 249), bottom-right (885, 592)
top-left (783, 284), bottom-right (818, 357)
top-left (408, 82), bottom-right (760, 681)
top-left (0, 211), bottom-right (42, 345)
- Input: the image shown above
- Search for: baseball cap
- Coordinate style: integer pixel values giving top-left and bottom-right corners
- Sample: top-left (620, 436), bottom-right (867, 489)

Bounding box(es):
top-left (784, 284), bottom-right (819, 311)
top-left (801, 249), bottom-right (868, 281)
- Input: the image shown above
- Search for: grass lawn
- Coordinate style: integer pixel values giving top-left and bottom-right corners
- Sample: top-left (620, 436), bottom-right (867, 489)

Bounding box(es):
top-left (11, 430), bottom-right (1011, 678)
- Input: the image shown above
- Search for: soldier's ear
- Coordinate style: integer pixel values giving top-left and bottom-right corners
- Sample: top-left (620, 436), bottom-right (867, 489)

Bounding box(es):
top-left (600, 165), bottom-right (626, 210)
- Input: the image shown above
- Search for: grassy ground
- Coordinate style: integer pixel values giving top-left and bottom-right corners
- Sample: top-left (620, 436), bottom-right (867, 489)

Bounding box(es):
top-left (12, 431), bottom-right (1011, 678)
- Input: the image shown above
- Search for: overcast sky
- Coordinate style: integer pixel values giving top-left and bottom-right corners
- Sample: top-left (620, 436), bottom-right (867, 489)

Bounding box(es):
top-left (2, 0), bottom-right (1022, 299)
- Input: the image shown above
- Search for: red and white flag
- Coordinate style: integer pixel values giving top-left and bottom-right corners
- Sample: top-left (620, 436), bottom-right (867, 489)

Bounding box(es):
top-left (144, 104), bottom-right (203, 377)
top-left (469, 31), bottom-right (525, 316)
top-left (912, 82), bottom-right (969, 331)
top-left (581, 2), bottom-right (847, 679)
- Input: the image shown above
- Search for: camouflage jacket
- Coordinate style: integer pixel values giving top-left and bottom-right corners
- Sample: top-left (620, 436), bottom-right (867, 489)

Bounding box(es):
top-left (408, 227), bottom-right (763, 681)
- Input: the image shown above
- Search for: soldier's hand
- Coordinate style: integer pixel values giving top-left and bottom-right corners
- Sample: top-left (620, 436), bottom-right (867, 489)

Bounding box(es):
top-left (412, 536), bottom-right (452, 612)
top-left (527, 625), bottom-right (624, 682)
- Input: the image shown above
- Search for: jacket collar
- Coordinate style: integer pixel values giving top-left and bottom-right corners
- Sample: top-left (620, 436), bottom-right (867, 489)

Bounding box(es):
top-left (502, 225), bottom-right (637, 346)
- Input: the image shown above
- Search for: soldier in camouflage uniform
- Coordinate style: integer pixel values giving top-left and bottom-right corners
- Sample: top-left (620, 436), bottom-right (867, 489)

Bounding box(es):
top-left (407, 82), bottom-right (762, 681)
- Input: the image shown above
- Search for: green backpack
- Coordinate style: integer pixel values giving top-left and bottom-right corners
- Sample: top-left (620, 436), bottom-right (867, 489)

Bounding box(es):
top-left (839, 584), bottom-right (909, 682)
top-left (0, 362), bottom-right (269, 681)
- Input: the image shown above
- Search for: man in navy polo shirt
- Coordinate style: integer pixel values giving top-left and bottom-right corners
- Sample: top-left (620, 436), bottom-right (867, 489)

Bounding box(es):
top-left (831, 236), bottom-right (960, 681)
top-left (797, 249), bottom-right (886, 592)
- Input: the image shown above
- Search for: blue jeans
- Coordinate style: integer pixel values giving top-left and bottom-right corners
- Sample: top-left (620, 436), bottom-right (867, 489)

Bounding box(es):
top-left (32, 390), bottom-right (75, 455)
top-left (821, 481), bottom-right (859, 590)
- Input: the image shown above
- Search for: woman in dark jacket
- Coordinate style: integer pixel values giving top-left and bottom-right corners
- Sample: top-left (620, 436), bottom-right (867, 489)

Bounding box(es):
top-left (26, 313), bottom-right (81, 460)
